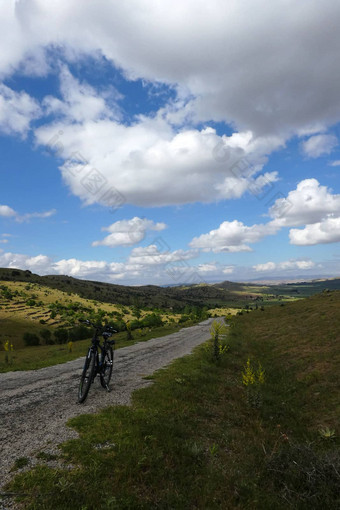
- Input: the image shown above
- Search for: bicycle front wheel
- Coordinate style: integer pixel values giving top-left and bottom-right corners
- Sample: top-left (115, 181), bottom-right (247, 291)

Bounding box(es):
top-left (78, 348), bottom-right (96, 403)
top-left (100, 346), bottom-right (113, 389)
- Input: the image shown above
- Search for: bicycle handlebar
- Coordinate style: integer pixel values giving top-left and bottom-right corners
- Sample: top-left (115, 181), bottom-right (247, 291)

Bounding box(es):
top-left (79, 319), bottom-right (117, 334)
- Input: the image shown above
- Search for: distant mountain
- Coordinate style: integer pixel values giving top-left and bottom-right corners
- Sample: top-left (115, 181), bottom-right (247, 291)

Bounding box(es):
top-left (1, 268), bottom-right (340, 310)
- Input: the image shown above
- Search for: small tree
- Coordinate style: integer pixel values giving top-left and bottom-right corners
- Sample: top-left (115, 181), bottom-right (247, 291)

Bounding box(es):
top-left (209, 320), bottom-right (228, 362)
top-left (54, 328), bottom-right (68, 344)
top-left (23, 332), bottom-right (40, 346)
top-left (126, 321), bottom-right (134, 341)
top-left (40, 328), bottom-right (53, 345)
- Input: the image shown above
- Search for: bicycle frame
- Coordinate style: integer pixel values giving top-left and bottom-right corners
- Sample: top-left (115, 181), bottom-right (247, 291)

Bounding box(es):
top-left (90, 328), bottom-right (114, 377)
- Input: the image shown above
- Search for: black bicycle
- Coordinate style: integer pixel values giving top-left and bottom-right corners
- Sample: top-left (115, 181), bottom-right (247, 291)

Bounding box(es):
top-left (78, 320), bottom-right (117, 403)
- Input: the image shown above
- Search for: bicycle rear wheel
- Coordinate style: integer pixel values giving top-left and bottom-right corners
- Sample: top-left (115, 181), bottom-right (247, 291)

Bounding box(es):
top-left (100, 346), bottom-right (113, 389)
top-left (78, 348), bottom-right (96, 403)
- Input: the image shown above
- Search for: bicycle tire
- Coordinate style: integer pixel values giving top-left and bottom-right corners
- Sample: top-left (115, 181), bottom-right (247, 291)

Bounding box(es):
top-left (100, 346), bottom-right (113, 389)
top-left (78, 348), bottom-right (96, 403)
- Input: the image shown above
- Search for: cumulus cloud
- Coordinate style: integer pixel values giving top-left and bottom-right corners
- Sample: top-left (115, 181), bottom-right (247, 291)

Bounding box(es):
top-left (92, 217), bottom-right (167, 247)
top-left (269, 179), bottom-right (340, 227)
top-left (0, 84), bottom-right (41, 136)
top-left (43, 66), bottom-right (121, 123)
top-left (1, 1), bottom-right (340, 139)
top-left (35, 114), bottom-right (280, 207)
top-left (301, 134), bottom-right (338, 158)
top-left (289, 217), bottom-right (340, 246)
top-left (254, 259), bottom-right (315, 272)
top-left (4, 3), bottom-right (340, 207)
top-left (127, 244), bottom-right (196, 266)
top-left (0, 205), bottom-right (16, 217)
top-left (0, 245), bottom-right (198, 285)
top-left (189, 220), bottom-right (278, 253)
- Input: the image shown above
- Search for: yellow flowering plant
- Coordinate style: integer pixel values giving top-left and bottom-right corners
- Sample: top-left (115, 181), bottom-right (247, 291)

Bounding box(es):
top-left (242, 358), bottom-right (265, 408)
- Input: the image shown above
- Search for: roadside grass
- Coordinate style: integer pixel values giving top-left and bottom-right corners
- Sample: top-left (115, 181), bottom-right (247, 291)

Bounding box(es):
top-left (6, 291), bottom-right (340, 509)
top-left (0, 323), bottom-right (191, 372)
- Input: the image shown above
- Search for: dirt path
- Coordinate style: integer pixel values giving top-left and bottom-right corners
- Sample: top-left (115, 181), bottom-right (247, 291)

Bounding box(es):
top-left (0, 319), bottom-right (214, 503)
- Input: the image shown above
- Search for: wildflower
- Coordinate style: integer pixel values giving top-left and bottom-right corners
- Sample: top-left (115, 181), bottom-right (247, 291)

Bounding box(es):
top-left (257, 362), bottom-right (265, 384)
top-left (318, 427), bottom-right (336, 440)
top-left (242, 358), bottom-right (256, 386)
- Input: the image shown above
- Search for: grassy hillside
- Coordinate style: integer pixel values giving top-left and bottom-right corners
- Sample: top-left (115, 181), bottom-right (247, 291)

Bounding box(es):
top-left (0, 280), bottom-right (192, 352)
top-left (2, 267), bottom-right (339, 311)
top-left (6, 291), bottom-right (340, 509)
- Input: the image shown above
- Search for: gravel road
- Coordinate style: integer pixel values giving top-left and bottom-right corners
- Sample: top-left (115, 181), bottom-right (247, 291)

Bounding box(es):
top-left (0, 318), bottom-right (215, 504)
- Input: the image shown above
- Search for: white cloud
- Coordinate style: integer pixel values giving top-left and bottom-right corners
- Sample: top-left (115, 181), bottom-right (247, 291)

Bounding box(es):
top-left (189, 220), bottom-right (278, 253)
top-left (5, 3), bottom-right (340, 207)
top-left (301, 134), bottom-right (338, 158)
top-left (17, 209), bottom-right (57, 223)
top-left (289, 217), bottom-right (340, 246)
top-left (0, 84), bottom-right (41, 136)
top-left (1, 1), bottom-right (340, 138)
top-left (0, 252), bottom-right (53, 273)
top-left (92, 217), bottom-right (166, 247)
top-left (127, 244), bottom-right (196, 266)
top-left (197, 263), bottom-right (218, 273)
top-left (254, 259), bottom-right (315, 272)
top-left (269, 179), bottom-right (340, 227)
top-left (329, 160), bottom-right (340, 167)
top-left (0, 205), bottom-right (56, 223)
top-left (222, 266), bottom-right (234, 275)
top-left (35, 115), bottom-right (280, 207)
top-left (0, 205), bottom-right (16, 217)
top-left (43, 66), bottom-right (121, 123)
top-left (0, 239), bottom-right (9, 244)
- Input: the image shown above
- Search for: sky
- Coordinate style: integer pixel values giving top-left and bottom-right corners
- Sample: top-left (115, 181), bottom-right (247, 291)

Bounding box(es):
top-left (0, 0), bottom-right (340, 286)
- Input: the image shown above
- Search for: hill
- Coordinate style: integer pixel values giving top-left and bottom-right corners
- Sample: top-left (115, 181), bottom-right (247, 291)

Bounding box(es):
top-left (1, 267), bottom-right (340, 310)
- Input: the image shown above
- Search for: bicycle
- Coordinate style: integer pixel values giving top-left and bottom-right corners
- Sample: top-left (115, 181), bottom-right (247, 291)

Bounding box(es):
top-left (78, 320), bottom-right (117, 403)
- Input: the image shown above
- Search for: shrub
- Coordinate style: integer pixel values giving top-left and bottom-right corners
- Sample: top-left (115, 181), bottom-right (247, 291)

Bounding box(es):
top-left (54, 328), bottom-right (68, 344)
top-left (23, 332), bottom-right (40, 346)
top-left (68, 325), bottom-right (91, 342)
top-left (40, 329), bottom-right (53, 345)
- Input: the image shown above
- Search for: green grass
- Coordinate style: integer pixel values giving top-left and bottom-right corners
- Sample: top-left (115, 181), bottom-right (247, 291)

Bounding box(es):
top-left (6, 291), bottom-right (340, 509)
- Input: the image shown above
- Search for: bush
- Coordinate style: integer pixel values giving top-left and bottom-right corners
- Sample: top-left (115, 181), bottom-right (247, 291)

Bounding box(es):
top-left (54, 328), bottom-right (68, 344)
top-left (140, 313), bottom-right (163, 328)
top-left (40, 328), bottom-right (53, 345)
top-left (68, 325), bottom-right (92, 342)
top-left (23, 332), bottom-right (40, 346)
top-left (178, 315), bottom-right (190, 324)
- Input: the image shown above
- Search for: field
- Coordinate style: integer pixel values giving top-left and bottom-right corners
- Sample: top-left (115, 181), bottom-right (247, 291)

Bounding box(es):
top-left (6, 290), bottom-right (340, 509)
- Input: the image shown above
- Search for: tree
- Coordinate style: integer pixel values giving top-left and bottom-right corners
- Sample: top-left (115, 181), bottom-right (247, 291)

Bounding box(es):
top-left (40, 329), bottom-right (53, 345)
top-left (54, 328), bottom-right (68, 344)
top-left (23, 332), bottom-right (40, 346)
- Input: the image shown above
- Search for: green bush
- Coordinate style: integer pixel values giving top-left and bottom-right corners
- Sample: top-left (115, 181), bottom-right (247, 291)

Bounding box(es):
top-left (40, 328), bottom-right (53, 345)
top-left (23, 332), bottom-right (40, 346)
top-left (54, 328), bottom-right (68, 344)
top-left (68, 325), bottom-right (92, 342)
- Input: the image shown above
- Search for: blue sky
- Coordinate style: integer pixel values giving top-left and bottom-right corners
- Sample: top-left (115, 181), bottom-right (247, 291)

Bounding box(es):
top-left (0, 0), bottom-right (340, 285)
